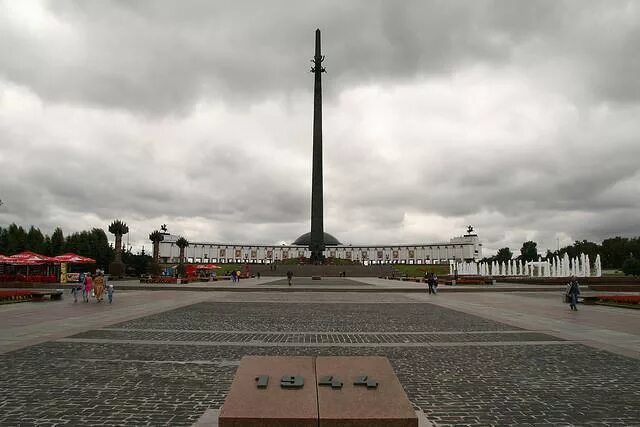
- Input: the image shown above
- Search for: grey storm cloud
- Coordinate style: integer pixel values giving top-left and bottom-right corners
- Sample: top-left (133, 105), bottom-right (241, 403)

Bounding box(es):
top-left (3, 0), bottom-right (638, 114)
top-left (1, 0), bottom-right (640, 255)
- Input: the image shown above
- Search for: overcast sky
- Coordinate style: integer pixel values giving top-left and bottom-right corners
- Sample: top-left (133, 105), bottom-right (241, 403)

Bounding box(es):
top-left (1, 0), bottom-right (639, 256)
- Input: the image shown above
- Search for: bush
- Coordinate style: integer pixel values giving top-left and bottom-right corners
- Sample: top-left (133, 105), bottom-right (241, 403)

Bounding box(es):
top-left (108, 261), bottom-right (125, 278)
top-left (622, 257), bottom-right (640, 276)
top-left (148, 262), bottom-right (162, 276)
top-left (176, 263), bottom-right (186, 277)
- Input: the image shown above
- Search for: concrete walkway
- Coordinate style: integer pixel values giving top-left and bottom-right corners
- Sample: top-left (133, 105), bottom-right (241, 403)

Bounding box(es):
top-left (2, 284), bottom-right (638, 359)
top-left (0, 290), bottom-right (212, 354)
top-left (12, 276), bottom-right (571, 293)
top-left (410, 291), bottom-right (640, 359)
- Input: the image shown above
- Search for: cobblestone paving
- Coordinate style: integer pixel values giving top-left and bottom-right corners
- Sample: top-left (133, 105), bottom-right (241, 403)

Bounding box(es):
top-left (112, 302), bottom-right (521, 332)
top-left (70, 329), bottom-right (557, 344)
top-left (1, 302), bottom-right (639, 426)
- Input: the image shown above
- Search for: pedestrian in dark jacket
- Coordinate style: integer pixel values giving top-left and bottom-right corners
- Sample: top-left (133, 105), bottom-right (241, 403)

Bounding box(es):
top-left (426, 272), bottom-right (434, 295)
top-left (566, 277), bottom-right (581, 311)
top-left (286, 270), bottom-right (293, 286)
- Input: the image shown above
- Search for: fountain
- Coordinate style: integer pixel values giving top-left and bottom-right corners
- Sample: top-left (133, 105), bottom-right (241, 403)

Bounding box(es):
top-left (595, 254), bottom-right (602, 277)
top-left (563, 253), bottom-right (570, 276)
top-left (448, 251), bottom-right (602, 278)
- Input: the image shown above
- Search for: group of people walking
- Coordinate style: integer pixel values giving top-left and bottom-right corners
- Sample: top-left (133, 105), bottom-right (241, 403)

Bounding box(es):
top-left (71, 270), bottom-right (114, 304)
top-left (229, 270), bottom-right (242, 282)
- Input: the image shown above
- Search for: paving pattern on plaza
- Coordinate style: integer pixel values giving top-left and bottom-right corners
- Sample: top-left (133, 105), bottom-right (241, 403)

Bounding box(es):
top-left (68, 329), bottom-right (557, 345)
top-left (109, 302), bottom-right (521, 332)
top-left (1, 301), bottom-right (639, 426)
top-left (259, 278), bottom-right (376, 287)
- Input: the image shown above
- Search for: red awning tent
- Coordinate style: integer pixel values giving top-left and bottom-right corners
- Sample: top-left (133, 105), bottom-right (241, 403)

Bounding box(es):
top-left (186, 264), bottom-right (221, 277)
top-left (6, 251), bottom-right (54, 265)
top-left (0, 251), bottom-right (57, 283)
top-left (50, 253), bottom-right (96, 264)
top-left (0, 251), bottom-right (95, 265)
top-left (193, 264), bottom-right (221, 270)
top-left (0, 251), bottom-right (94, 283)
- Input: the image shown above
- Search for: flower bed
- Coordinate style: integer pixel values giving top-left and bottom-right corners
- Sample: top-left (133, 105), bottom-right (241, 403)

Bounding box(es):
top-left (140, 276), bottom-right (189, 284)
top-left (454, 278), bottom-right (491, 285)
top-left (0, 290), bottom-right (34, 304)
top-left (596, 295), bottom-right (640, 305)
top-left (0, 275), bottom-right (58, 283)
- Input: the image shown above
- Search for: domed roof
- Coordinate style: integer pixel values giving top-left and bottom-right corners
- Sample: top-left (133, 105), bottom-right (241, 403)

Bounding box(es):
top-left (292, 232), bottom-right (341, 246)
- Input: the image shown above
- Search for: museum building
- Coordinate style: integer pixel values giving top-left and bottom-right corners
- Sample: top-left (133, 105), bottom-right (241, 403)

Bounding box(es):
top-left (157, 231), bottom-right (482, 265)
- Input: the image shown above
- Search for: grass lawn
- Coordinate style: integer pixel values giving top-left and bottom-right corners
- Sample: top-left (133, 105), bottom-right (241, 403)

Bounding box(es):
top-left (392, 264), bottom-right (450, 277)
top-left (602, 269), bottom-right (626, 276)
top-left (161, 262), bottom-right (451, 277)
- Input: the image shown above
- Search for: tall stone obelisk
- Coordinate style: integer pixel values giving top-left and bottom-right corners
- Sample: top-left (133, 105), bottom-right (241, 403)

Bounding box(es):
top-left (310, 29), bottom-right (326, 263)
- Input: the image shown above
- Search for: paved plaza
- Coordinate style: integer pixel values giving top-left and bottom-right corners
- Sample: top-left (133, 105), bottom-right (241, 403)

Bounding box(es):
top-left (1, 279), bottom-right (639, 425)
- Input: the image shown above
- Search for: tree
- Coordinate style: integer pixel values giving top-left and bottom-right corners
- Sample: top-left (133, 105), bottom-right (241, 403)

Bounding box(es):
top-left (26, 226), bottom-right (46, 254)
top-left (65, 228), bottom-right (114, 270)
top-left (622, 256), bottom-right (640, 276)
top-left (149, 230), bottom-right (164, 263)
top-left (601, 237), bottom-right (638, 269)
top-left (520, 241), bottom-right (538, 262)
top-left (122, 247), bottom-right (152, 276)
top-left (176, 263), bottom-right (187, 278)
top-left (50, 227), bottom-right (65, 255)
top-left (108, 220), bottom-right (129, 277)
top-left (108, 220), bottom-right (129, 263)
top-left (5, 224), bottom-right (27, 254)
top-left (495, 247), bottom-right (513, 263)
top-left (1, 224), bottom-right (55, 255)
top-left (175, 237), bottom-right (189, 278)
top-left (0, 226), bottom-right (9, 254)
top-left (558, 240), bottom-right (602, 261)
top-left (175, 237), bottom-right (189, 263)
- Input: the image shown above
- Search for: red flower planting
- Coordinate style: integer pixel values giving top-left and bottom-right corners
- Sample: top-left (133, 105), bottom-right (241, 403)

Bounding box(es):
top-left (0, 290), bottom-right (34, 303)
top-left (0, 290), bottom-right (33, 298)
top-left (597, 295), bottom-right (640, 305)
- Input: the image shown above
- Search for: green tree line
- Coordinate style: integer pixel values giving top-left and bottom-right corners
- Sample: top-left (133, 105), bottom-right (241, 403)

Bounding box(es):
top-left (483, 237), bottom-right (640, 271)
top-left (0, 223), bottom-right (151, 275)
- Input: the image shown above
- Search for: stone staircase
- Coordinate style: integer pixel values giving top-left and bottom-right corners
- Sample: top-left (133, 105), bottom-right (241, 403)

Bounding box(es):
top-left (249, 264), bottom-right (396, 278)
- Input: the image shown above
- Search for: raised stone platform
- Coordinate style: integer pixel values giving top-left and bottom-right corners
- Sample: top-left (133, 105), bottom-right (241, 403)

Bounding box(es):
top-left (316, 356), bottom-right (417, 426)
top-left (219, 356), bottom-right (317, 426)
top-left (219, 356), bottom-right (417, 426)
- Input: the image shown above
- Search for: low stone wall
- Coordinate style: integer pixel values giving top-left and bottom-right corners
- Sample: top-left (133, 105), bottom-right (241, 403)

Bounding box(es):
top-left (496, 276), bottom-right (640, 285)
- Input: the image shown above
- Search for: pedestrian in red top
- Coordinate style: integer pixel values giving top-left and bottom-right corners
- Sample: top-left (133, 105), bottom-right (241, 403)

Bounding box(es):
top-left (83, 273), bottom-right (93, 303)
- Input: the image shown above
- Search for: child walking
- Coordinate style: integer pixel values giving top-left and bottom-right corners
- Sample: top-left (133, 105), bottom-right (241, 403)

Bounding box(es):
top-left (107, 283), bottom-right (114, 304)
top-left (70, 283), bottom-right (80, 303)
